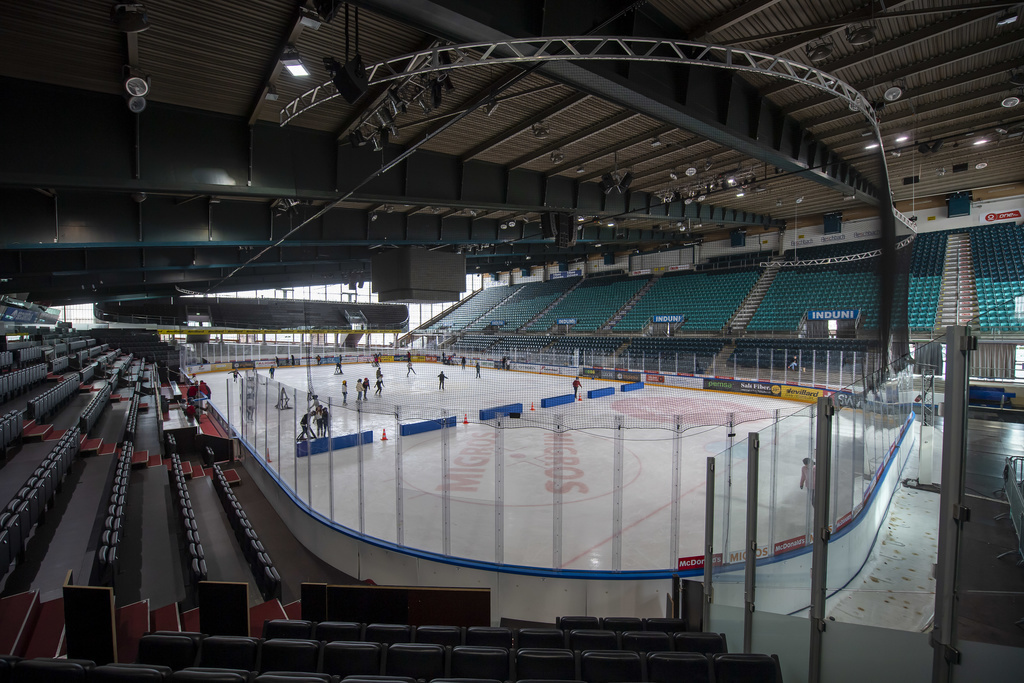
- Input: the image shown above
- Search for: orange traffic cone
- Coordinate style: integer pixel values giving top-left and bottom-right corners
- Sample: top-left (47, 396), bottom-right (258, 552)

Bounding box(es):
top-left (381, 429), bottom-right (388, 441)
top-left (463, 414), bottom-right (469, 425)
top-left (267, 450), bottom-right (272, 464)
top-left (530, 402), bottom-right (535, 411)
top-left (577, 394), bottom-right (582, 401)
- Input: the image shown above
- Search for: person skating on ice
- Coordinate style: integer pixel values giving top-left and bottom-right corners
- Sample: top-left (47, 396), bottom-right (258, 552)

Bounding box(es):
top-left (375, 377), bottom-right (384, 396)
top-left (355, 379), bottom-right (363, 401)
top-left (342, 380), bottom-right (348, 404)
top-left (572, 376), bottom-right (582, 399)
top-left (475, 360), bottom-right (481, 378)
top-left (407, 360), bottom-right (416, 376)
top-left (437, 371), bottom-right (447, 390)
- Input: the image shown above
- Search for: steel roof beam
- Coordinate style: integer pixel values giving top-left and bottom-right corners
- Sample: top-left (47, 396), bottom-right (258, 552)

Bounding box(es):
top-left (505, 111), bottom-right (638, 169)
top-left (247, 2), bottom-right (309, 127)
top-left (460, 93), bottom-right (589, 161)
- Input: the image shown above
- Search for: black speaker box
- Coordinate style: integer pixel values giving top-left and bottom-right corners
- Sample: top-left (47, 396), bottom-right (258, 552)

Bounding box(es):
top-left (333, 55), bottom-right (368, 104)
top-left (541, 213), bottom-right (556, 239)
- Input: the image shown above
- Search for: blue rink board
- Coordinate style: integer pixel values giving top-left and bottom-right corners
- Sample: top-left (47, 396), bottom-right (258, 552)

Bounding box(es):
top-left (541, 393), bottom-right (576, 408)
top-left (620, 382), bottom-right (644, 392)
top-left (400, 415), bottom-right (458, 436)
top-left (479, 403), bottom-right (523, 420)
top-left (587, 387), bottom-right (615, 399)
top-left (296, 430), bottom-right (373, 457)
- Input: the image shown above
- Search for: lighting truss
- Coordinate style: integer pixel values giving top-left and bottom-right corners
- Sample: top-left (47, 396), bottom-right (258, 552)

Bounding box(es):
top-left (759, 235), bottom-right (915, 268)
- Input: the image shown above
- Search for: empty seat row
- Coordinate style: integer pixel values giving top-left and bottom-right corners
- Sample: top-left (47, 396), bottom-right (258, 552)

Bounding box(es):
top-left (96, 441), bottom-right (136, 588)
top-left (15, 345), bottom-right (43, 364)
top-left (261, 620), bottom-right (722, 654)
top-left (79, 382), bottom-right (114, 435)
top-left (135, 633), bottom-right (778, 682)
top-left (125, 390), bottom-right (142, 441)
top-left (26, 374), bottom-right (80, 422)
top-left (168, 449), bottom-right (208, 596)
top-left (80, 362), bottom-right (96, 384)
top-left (0, 350), bottom-right (13, 369)
top-left (0, 427), bottom-right (80, 583)
top-left (51, 354), bottom-right (70, 373)
top-left (1, 409), bottom-right (24, 454)
top-left (213, 463), bottom-right (281, 601)
top-left (70, 339), bottom-right (88, 351)
top-left (0, 363), bottom-right (47, 403)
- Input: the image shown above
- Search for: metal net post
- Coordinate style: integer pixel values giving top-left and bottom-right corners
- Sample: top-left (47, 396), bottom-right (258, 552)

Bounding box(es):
top-left (769, 409), bottom-right (779, 556)
top-left (328, 396), bottom-right (334, 521)
top-left (293, 388), bottom-right (298, 494)
top-left (395, 405), bottom-right (404, 546)
top-left (669, 416), bottom-right (683, 569)
top-left (441, 409), bottom-right (451, 556)
top-left (723, 413), bottom-right (735, 553)
top-left (552, 418), bottom-right (565, 570)
top-left (357, 399), bottom-right (365, 534)
top-left (495, 416), bottom-right (505, 565)
top-left (612, 414), bottom-right (625, 572)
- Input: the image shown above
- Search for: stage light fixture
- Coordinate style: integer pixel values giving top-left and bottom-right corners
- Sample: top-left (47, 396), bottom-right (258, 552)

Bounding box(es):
top-left (111, 3), bottom-right (150, 32)
top-left (283, 46), bottom-right (310, 77)
top-left (996, 10), bottom-right (1019, 26)
top-left (845, 23), bottom-right (876, 45)
top-left (805, 38), bottom-right (834, 63)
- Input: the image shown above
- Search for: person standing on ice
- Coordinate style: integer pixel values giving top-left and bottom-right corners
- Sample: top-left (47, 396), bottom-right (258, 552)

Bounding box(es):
top-left (355, 379), bottom-right (363, 401)
top-left (342, 380), bottom-right (348, 404)
top-left (475, 360), bottom-right (481, 378)
top-left (437, 371), bottom-right (447, 390)
top-left (407, 360), bottom-right (416, 376)
top-left (572, 376), bottom-right (582, 399)
top-left (800, 458), bottom-right (816, 506)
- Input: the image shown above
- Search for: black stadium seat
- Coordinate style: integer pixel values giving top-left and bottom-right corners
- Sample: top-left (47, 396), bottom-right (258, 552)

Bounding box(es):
top-left (321, 641), bottom-right (383, 679)
top-left (263, 619), bottom-right (314, 640)
top-left (258, 639), bottom-right (321, 674)
top-left (86, 663), bottom-right (173, 682)
top-left (449, 646), bottom-right (510, 681)
top-left (555, 616), bottom-right (600, 631)
top-left (364, 624), bottom-right (412, 645)
top-left (253, 674), bottom-right (332, 683)
top-left (579, 650), bottom-right (642, 683)
top-left (414, 625), bottom-right (463, 646)
top-left (170, 669), bottom-right (248, 683)
top-left (195, 636), bottom-right (260, 671)
top-left (567, 629), bottom-right (618, 652)
top-left (464, 627), bottom-right (512, 649)
top-left (516, 629), bottom-right (565, 649)
top-left (137, 634), bottom-right (200, 672)
top-left (643, 617), bottom-right (688, 634)
top-left (673, 632), bottom-right (728, 655)
top-left (514, 649), bottom-right (576, 682)
top-left (620, 630), bottom-right (671, 653)
top-left (646, 652), bottom-right (712, 683)
top-left (12, 658), bottom-right (93, 683)
top-left (712, 653), bottom-right (783, 682)
top-left (383, 643), bottom-right (446, 682)
top-left (314, 621), bottom-right (364, 642)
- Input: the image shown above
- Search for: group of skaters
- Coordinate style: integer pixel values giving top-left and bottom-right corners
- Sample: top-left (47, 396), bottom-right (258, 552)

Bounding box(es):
top-left (183, 379), bottom-right (211, 422)
top-left (296, 404), bottom-right (331, 440)
top-left (341, 367), bottom-right (385, 403)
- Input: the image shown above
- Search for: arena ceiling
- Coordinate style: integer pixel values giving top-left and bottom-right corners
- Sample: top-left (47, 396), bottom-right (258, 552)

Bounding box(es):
top-left (0, 0), bottom-right (1022, 304)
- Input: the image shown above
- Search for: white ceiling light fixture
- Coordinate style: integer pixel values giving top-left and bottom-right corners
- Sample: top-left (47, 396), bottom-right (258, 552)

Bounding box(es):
top-left (668, 170), bottom-right (679, 180)
top-left (281, 45), bottom-right (309, 77)
top-left (650, 136), bottom-right (663, 147)
top-left (883, 83), bottom-right (904, 102)
top-left (865, 142), bottom-right (879, 149)
top-left (575, 165), bottom-right (586, 174)
top-left (895, 135), bottom-right (909, 142)
top-left (531, 122), bottom-right (549, 138)
top-left (795, 196), bottom-right (804, 204)
top-left (685, 166), bottom-right (697, 176)
top-left (996, 10), bottom-right (1019, 26)
top-left (973, 139), bottom-right (988, 145)
top-left (976, 161), bottom-right (988, 169)
top-left (1002, 95), bottom-right (1021, 108)
top-left (550, 149), bottom-right (565, 164)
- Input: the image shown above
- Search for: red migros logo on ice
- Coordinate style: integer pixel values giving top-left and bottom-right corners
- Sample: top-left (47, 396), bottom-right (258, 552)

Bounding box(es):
top-left (983, 210), bottom-right (1021, 223)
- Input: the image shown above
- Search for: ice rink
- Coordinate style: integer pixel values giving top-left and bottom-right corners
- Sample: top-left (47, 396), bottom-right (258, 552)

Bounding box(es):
top-left (201, 360), bottom-right (859, 573)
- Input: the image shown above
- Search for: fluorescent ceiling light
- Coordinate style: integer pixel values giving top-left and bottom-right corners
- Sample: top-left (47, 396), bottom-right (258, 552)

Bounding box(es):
top-left (865, 142), bottom-right (879, 149)
top-left (973, 139), bottom-right (988, 145)
top-left (281, 46), bottom-right (309, 77)
top-left (895, 135), bottom-right (908, 143)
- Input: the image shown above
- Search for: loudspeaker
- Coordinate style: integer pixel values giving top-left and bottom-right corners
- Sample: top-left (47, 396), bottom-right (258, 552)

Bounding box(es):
top-left (541, 213), bottom-right (556, 239)
top-left (555, 213), bottom-right (576, 248)
top-left (331, 55), bottom-right (368, 104)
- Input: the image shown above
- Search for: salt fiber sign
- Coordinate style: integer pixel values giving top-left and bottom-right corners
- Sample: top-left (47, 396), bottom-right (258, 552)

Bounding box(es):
top-left (808, 310), bottom-right (859, 320)
top-left (556, 318), bottom-right (577, 325)
top-left (652, 314), bottom-right (685, 323)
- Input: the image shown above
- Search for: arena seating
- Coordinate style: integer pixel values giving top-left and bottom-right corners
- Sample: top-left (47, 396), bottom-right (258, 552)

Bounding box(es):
top-left (26, 374), bottom-right (80, 422)
top-left (908, 231), bottom-right (947, 330)
top-left (527, 275), bottom-right (645, 332)
top-left (0, 363), bottom-right (47, 403)
top-left (614, 269), bottom-right (759, 332)
top-left (969, 222), bottom-right (1024, 332)
top-left (423, 285), bottom-right (521, 333)
top-left (96, 440), bottom-right (135, 589)
top-left (51, 355), bottom-right (69, 374)
top-left (546, 336), bottom-right (626, 359)
top-left (747, 261), bottom-right (880, 331)
top-left (212, 463), bottom-right (282, 601)
top-left (79, 382), bottom-right (114, 435)
top-left (14, 345), bottom-right (43, 364)
top-left (484, 336), bottom-right (553, 356)
top-left (1, 409), bottom-right (24, 455)
top-left (467, 278), bottom-right (580, 332)
top-left (0, 350), bottom-right (13, 369)
top-left (166, 435), bottom-right (209, 599)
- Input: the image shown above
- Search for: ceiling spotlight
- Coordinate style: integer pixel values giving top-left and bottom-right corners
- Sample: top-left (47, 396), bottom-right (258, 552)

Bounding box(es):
top-left (937, 167), bottom-right (946, 176)
top-left (684, 197), bottom-right (693, 205)
top-left (795, 196), bottom-right (804, 204)
top-left (606, 220), bottom-right (616, 227)
top-left (531, 122), bottom-right (549, 138)
top-left (349, 130), bottom-right (367, 147)
top-left (890, 149), bottom-right (902, 158)
top-left (736, 191), bottom-right (745, 197)
top-left (697, 194), bottom-right (706, 202)
top-left (281, 45), bottom-right (309, 77)
top-left (1002, 95), bottom-right (1021, 108)
top-left (865, 142), bottom-right (879, 150)
top-left (500, 222), bottom-right (508, 230)
top-left (430, 78), bottom-right (443, 109)
top-left (973, 139), bottom-right (988, 146)
top-left (895, 135), bottom-right (909, 142)
top-left (806, 37), bottom-right (834, 63)
top-left (883, 85), bottom-right (903, 103)
top-left (385, 205), bottom-right (394, 213)
top-left (265, 85), bottom-right (278, 101)
top-left (111, 3), bottom-right (150, 32)
top-left (845, 23), bottom-right (876, 45)
top-left (651, 136), bottom-right (663, 148)
top-left (669, 170), bottom-right (679, 181)
top-left (371, 133), bottom-right (384, 152)
top-left (550, 150), bottom-right (565, 164)
top-left (577, 216), bottom-right (586, 222)
top-left (575, 165), bottom-right (586, 174)
top-left (127, 96), bottom-right (146, 113)
top-left (976, 161), bottom-right (988, 169)
top-left (124, 70), bottom-right (150, 97)
top-left (775, 199), bottom-right (783, 207)
top-left (370, 212), bottom-right (379, 222)
top-left (996, 10), bottom-right (1019, 27)
top-left (726, 177), bottom-right (736, 186)
top-left (685, 167), bottom-right (697, 176)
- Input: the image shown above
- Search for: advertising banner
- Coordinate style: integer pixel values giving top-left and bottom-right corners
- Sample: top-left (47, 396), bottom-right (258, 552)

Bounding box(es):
top-left (412, 355), bottom-right (426, 362)
top-left (833, 391), bottom-right (862, 409)
top-left (703, 378), bottom-right (780, 397)
top-left (556, 318), bottom-right (577, 325)
top-left (490, 320), bottom-right (505, 327)
top-left (231, 361), bottom-right (255, 369)
top-left (549, 269), bottom-right (583, 280)
top-left (541, 365), bottom-right (576, 376)
top-left (630, 268), bottom-right (652, 276)
top-left (211, 363), bottom-right (233, 372)
top-left (807, 309), bottom-right (859, 320)
top-left (512, 363), bottom-right (541, 373)
top-left (645, 373), bottom-right (665, 383)
top-left (663, 375), bottom-right (703, 389)
top-left (652, 314), bottom-right (686, 323)
top-left (781, 385), bottom-right (824, 403)
top-left (255, 359), bottom-right (276, 368)
top-left (981, 209), bottom-right (1021, 223)
top-left (773, 535), bottom-right (807, 556)
top-left (677, 553), bottom-right (723, 571)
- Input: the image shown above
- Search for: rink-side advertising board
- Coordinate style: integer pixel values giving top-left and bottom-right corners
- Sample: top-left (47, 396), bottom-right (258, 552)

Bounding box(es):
top-left (677, 553), bottom-right (723, 571)
top-left (703, 378), bottom-right (781, 397)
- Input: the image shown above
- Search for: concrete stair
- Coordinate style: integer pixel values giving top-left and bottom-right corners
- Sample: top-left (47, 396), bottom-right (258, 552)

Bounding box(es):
top-left (728, 262), bottom-right (780, 334)
top-left (936, 233), bottom-right (978, 328)
top-left (603, 275), bottom-right (660, 331)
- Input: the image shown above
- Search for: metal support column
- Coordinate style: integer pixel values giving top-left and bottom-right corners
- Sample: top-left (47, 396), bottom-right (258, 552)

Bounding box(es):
top-left (808, 396), bottom-right (835, 683)
top-left (395, 405), bottom-right (404, 545)
top-left (612, 415), bottom-right (625, 571)
top-left (723, 414), bottom-right (735, 554)
top-left (495, 416), bottom-right (505, 565)
top-left (328, 396), bottom-right (334, 520)
top-left (742, 433), bottom-right (760, 654)
top-left (669, 416), bottom-right (683, 570)
top-left (552, 418), bottom-right (565, 570)
top-left (441, 410), bottom-right (451, 556)
top-left (703, 457), bottom-right (716, 631)
top-left (357, 400), bottom-right (365, 534)
top-left (931, 326), bottom-right (973, 683)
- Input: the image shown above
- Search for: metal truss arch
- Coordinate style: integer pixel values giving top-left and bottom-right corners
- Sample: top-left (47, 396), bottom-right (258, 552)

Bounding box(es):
top-left (278, 35), bottom-right (878, 130)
